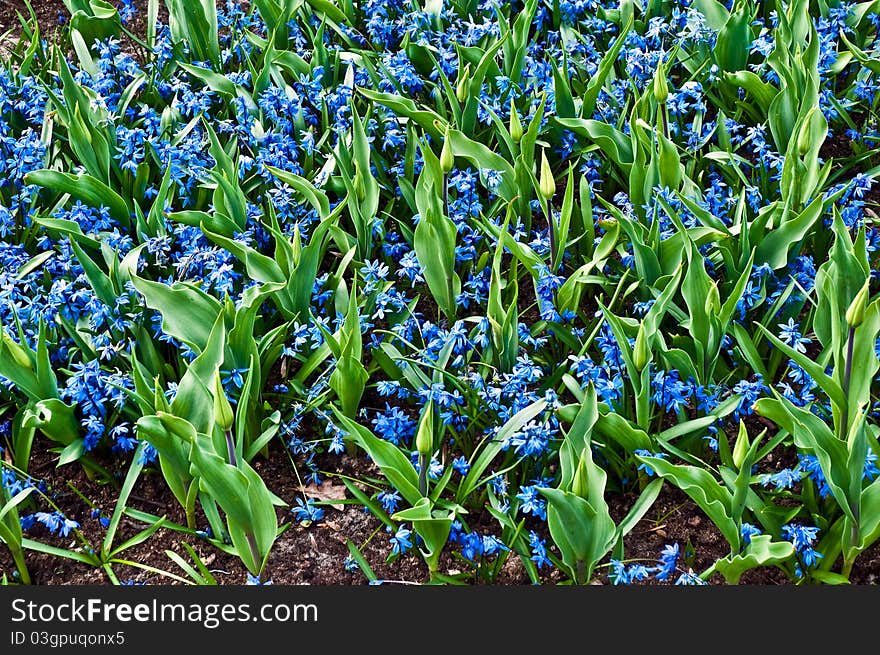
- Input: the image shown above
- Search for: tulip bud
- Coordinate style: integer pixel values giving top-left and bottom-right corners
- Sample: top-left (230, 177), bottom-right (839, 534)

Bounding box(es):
top-left (846, 280), bottom-right (870, 329)
top-left (597, 216), bottom-right (618, 230)
top-left (456, 64), bottom-right (470, 103)
top-left (704, 282), bottom-right (721, 316)
top-left (440, 127), bottom-right (454, 174)
top-left (571, 450), bottom-right (590, 499)
top-left (539, 149), bottom-right (555, 201)
top-left (653, 65), bottom-right (668, 105)
top-left (154, 378), bottom-right (170, 413)
top-left (416, 401), bottom-right (434, 456)
top-left (633, 326), bottom-right (651, 372)
top-left (1, 331), bottom-right (32, 369)
top-left (509, 98), bottom-right (523, 142)
top-left (213, 373), bottom-right (235, 432)
top-left (797, 108), bottom-right (817, 157)
top-left (732, 421), bottom-right (749, 470)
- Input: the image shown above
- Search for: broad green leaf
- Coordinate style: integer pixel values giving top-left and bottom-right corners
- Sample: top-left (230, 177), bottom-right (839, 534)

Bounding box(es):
top-left (637, 455), bottom-right (740, 550)
top-left (713, 535), bottom-right (795, 584)
top-left (131, 275), bottom-right (223, 354)
top-left (25, 170), bottom-right (130, 228)
top-left (333, 410), bottom-right (422, 505)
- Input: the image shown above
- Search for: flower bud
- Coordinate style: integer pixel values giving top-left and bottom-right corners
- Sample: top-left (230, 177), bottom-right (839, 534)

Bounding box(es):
top-left (653, 65), bottom-right (668, 105)
top-left (846, 280), bottom-right (870, 329)
top-left (704, 283), bottom-right (720, 316)
top-left (456, 64), bottom-right (471, 103)
top-left (509, 98), bottom-right (523, 142)
top-left (539, 149), bottom-right (555, 201)
top-left (154, 377), bottom-right (170, 413)
top-left (571, 449), bottom-right (590, 499)
top-left (797, 107), bottom-right (817, 157)
top-left (415, 401), bottom-right (434, 456)
top-left (213, 373), bottom-right (235, 432)
top-left (732, 421), bottom-right (750, 470)
top-left (353, 169), bottom-right (366, 201)
top-left (440, 126), bottom-right (454, 174)
top-left (2, 332), bottom-right (32, 369)
top-left (633, 326), bottom-right (651, 372)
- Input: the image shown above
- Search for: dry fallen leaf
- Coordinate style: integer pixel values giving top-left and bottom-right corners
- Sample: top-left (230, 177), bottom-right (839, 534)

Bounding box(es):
top-left (298, 481), bottom-right (348, 511)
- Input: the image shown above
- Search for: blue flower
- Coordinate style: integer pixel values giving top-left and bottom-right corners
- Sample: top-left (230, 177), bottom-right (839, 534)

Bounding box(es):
top-left (674, 571), bottom-right (707, 586)
top-left (516, 485), bottom-right (547, 521)
top-left (655, 543), bottom-right (679, 581)
top-left (635, 450), bottom-right (666, 476)
top-left (528, 531), bottom-right (551, 569)
top-left (389, 524), bottom-right (413, 555)
top-left (291, 498), bottom-right (324, 524)
top-left (246, 573), bottom-right (273, 585)
top-left (777, 319), bottom-right (811, 354)
top-left (609, 559), bottom-right (631, 585)
top-left (377, 490), bottom-right (402, 514)
top-left (33, 511), bottom-right (79, 537)
top-left (760, 468), bottom-right (802, 491)
top-left (783, 523), bottom-right (823, 574)
top-left (740, 523), bottom-right (762, 546)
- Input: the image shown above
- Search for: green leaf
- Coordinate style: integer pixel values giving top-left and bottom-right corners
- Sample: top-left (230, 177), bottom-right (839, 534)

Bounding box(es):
top-left (753, 396), bottom-right (855, 524)
top-left (414, 141), bottom-right (460, 320)
top-left (558, 386), bottom-right (598, 490)
top-left (555, 119), bottom-right (634, 168)
top-left (70, 239), bottom-right (116, 307)
top-left (265, 166), bottom-right (331, 220)
top-left (712, 535), bottom-right (795, 584)
top-left (617, 478), bottom-right (664, 538)
top-left (539, 487), bottom-right (615, 584)
top-left (753, 323), bottom-right (846, 411)
top-left (24, 170), bottom-right (130, 228)
top-left (345, 540), bottom-right (378, 582)
top-left (200, 222), bottom-right (285, 285)
top-left (691, 0), bottom-right (730, 30)
top-left (714, 3), bottom-right (753, 72)
top-left (131, 275), bottom-right (223, 355)
top-left (446, 129), bottom-right (517, 201)
top-left (165, 0), bottom-right (220, 66)
top-left (171, 312), bottom-right (226, 434)
top-left (581, 15), bottom-right (632, 117)
top-left (392, 497), bottom-right (456, 573)
top-left (134, 414), bottom-right (194, 508)
top-left (593, 413), bottom-right (653, 452)
top-left (333, 410), bottom-right (422, 505)
top-left (179, 62), bottom-right (237, 95)
top-left (22, 399), bottom-right (79, 448)
top-left (637, 455), bottom-right (740, 550)
top-left (102, 442), bottom-right (146, 557)
top-left (357, 88), bottom-right (445, 140)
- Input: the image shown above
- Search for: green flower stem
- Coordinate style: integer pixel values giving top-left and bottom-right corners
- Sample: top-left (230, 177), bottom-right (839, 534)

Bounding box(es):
top-left (185, 479), bottom-right (198, 530)
top-left (418, 453), bottom-right (429, 497)
top-left (635, 365), bottom-right (651, 431)
top-left (225, 429), bottom-right (238, 468)
top-left (246, 532), bottom-right (262, 579)
top-left (11, 547), bottom-right (31, 585)
top-left (841, 326), bottom-right (855, 436)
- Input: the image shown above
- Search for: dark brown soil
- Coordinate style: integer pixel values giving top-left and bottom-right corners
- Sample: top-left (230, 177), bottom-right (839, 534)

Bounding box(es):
top-left (0, 0), bottom-right (66, 44)
top-left (609, 485), bottom-right (791, 585)
top-left (1, 435), bottom-right (443, 585)
top-left (0, 433), bottom-right (817, 586)
top-left (819, 129), bottom-right (854, 163)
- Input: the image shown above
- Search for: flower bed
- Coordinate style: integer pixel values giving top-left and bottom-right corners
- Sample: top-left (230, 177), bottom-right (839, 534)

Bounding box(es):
top-left (2, 0), bottom-right (880, 586)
